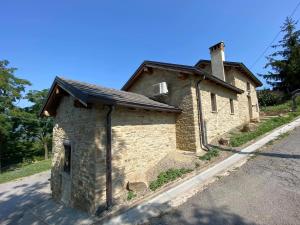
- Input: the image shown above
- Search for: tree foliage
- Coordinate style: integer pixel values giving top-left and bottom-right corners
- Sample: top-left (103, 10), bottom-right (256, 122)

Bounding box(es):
top-left (0, 60), bottom-right (52, 170)
top-left (262, 17), bottom-right (300, 94)
top-left (257, 89), bottom-right (283, 107)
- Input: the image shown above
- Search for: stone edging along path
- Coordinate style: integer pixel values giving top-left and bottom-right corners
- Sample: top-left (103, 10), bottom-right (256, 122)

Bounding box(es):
top-left (101, 117), bottom-right (300, 225)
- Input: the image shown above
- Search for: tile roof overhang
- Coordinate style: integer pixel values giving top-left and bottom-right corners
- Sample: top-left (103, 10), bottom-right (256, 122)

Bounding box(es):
top-left (121, 61), bottom-right (244, 94)
top-left (195, 60), bottom-right (263, 87)
top-left (40, 76), bottom-right (181, 117)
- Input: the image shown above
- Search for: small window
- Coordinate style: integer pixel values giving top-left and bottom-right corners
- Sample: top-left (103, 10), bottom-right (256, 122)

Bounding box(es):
top-left (230, 99), bottom-right (234, 114)
top-left (63, 141), bottom-right (71, 174)
top-left (246, 82), bottom-right (251, 92)
top-left (211, 93), bottom-right (217, 112)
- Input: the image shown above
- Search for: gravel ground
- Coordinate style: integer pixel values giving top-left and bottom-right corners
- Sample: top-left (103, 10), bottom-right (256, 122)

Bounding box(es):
top-left (148, 127), bottom-right (300, 225)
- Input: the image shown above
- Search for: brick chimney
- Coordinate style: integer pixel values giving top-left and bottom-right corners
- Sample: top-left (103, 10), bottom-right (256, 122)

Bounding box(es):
top-left (209, 42), bottom-right (225, 81)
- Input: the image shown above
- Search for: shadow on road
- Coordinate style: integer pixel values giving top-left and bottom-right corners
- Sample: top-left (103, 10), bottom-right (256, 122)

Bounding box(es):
top-left (148, 204), bottom-right (257, 225)
top-left (0, 180), bottom-right (50, 225)
top-left (98, 202), bottom-right (256, 225)
top-left (210, 145), bottom-right (300, 159)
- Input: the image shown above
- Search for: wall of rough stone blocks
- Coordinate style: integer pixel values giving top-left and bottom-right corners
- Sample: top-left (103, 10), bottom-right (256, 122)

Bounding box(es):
top-left (195, 79), bottom-right (241, 143)
top-left (51, 65), bottom-right (261, 214)
top-left (127, 68), bottom-right (200, 152)
top-left (230, 68), bottom-right (260, 121)
top-left (110, 107), bottom-right (177, 201)
top-left (193, 65), bottom-right (260, 144)
top-left (52, 96), bottom-right (107, 214)
top-left (52, 95), bottom-right (177, 213)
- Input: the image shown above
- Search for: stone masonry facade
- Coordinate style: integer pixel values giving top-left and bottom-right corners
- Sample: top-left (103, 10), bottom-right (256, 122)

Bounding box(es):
top-left (52, 96), bottom-right (176, 214)
top-left (128, 68), bottom-right (202, 153)
top-left (127, 66), bottom-right (260, 154)
top-left (195, 64), bottom-right (259, 143)
top-left (50, 58), bottom-right (260, 215)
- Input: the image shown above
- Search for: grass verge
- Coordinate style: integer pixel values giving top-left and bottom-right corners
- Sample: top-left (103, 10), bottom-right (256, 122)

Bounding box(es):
top-left (230, 111), bottom-right (300, 147)
top-left (149, 168), bottom-right (193, 191)
top-left (199, 148), bottom-right (220, 161)
top-left (0, 159), bottom-right (51, 184)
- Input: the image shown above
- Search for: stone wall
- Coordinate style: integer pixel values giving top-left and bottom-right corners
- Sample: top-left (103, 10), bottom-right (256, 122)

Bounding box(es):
top-left (230, 68), bottom-right (260, 121)
top-left (127, 68), bottom-right (200, 152)
top-left (110, 107), bottom-right (177, 201)
top-left (195, 79), bottom-right (241, 143)
top-left (192, 65), bottom-right (260, 144)
top-left (52, 96), bottom-right (107, 214)
top-left (52, 95), bottom-right (177, 213)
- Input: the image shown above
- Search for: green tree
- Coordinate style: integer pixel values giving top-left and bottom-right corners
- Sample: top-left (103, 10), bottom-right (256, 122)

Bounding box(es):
top-left (262, 17), bottom-right (300, 94)
top-left (0, 60), bottom-right (31, 112)
top-left (0, 60), bottom-right (52, 170)
top-left (0, 60), bottom-right (31, 169)
top-left (24, 89), bottom-right (52, 159)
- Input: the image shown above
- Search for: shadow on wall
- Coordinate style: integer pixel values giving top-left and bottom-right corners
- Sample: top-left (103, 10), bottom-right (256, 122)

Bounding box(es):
top-left (110, 129), bottom-right (127, 204)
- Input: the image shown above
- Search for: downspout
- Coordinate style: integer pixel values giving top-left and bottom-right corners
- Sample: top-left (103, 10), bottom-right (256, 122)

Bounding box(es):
top-left (106, 105), bottom-right (114, 210)
top-left (196, 77), bottom-right (211, 151)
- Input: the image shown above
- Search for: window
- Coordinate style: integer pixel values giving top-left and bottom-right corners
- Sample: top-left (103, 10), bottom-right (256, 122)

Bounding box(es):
top-left (246, 82), bottom-right (251, 92)
top-left (230, 99), bottom-right (234, 114)
top-left (63, 141), bottom-right (71, 174)
top-left (211, 93), bottom-right (217, 112)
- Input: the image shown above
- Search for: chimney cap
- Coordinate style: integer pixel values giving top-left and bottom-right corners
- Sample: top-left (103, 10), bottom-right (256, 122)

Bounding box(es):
top-left (209, 41), bottom-right (225, 51)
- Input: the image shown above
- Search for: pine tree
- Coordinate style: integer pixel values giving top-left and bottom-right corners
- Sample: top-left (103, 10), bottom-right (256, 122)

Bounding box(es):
top-left (263, 17), bottom-right (300, 94)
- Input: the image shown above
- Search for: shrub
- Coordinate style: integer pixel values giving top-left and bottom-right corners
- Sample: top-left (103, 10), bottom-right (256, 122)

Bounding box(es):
top-left (199, 148), bottom-right (220, 161)
top-left (127, 191), bottom-right (136, 201)
top-left (257, 89), bottom-right (283, 107)
top-left (149, 168), bottom-right (193, 191)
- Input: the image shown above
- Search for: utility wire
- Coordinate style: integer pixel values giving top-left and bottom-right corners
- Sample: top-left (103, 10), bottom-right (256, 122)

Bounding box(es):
top-left (250, 1), bottom-right (300, 69)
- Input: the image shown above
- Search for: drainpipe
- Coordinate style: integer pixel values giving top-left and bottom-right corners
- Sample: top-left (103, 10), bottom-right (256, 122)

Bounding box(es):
top-left (196, 78), bottom-right (211, 151)
top-left (106, 105), bottom-right (114, 210)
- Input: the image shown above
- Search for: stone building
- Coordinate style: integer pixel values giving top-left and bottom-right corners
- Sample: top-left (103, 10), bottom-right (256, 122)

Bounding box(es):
top-left (40, 42), bottom-right (262, 214)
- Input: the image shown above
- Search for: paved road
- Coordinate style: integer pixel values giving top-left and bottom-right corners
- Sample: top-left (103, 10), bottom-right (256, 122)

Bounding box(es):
top-left (149, 127), bottom-right (300, 225)
top-left (0, 170), bottom-right (51, 225)
top-left (0, 170), bottom-right (96, 225)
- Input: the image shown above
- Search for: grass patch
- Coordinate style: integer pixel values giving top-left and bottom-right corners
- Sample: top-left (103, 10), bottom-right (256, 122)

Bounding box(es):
top-left (127, 190), bottom-right (137, 201)
top-left (261, 98), bottom-right (300, 115)
top-left (149, 168), bottom-right (193, 191)
top-left (0, 159), bottom-right (51, 184)
top-left (230, 111), bottom-right (300, 147)
top-left (199, 148), bottom-right (220, 161)
top-left (260, 101), bottom-right (292, 114)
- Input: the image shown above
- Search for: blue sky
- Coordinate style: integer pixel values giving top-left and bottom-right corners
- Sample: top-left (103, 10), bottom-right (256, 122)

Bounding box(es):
top-left (1, 0), bottom-right (300, 106)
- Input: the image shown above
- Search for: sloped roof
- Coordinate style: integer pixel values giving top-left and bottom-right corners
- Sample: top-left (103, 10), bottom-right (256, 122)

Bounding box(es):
top-left (195, 60), bottom-right (263, 86)
top-left (121, 61), bottom-right (244, 94)
top-left (40, 77), bottom-right (181, 116)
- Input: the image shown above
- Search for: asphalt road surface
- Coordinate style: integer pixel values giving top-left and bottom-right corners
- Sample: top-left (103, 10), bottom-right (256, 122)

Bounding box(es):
top-left (0, 171), bottom-right (50, 225)
top-left (148, 127), bottom-right (300, 225)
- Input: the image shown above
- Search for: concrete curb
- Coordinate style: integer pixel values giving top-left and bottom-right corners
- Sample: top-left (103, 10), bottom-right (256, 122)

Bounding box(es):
top-left (102, 117), bottom-right (300, 225)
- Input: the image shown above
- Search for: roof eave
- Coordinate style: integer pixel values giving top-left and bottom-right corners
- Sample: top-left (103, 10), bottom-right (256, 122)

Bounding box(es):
top-left (122, 61), bottom-right (195, 91)
top-left (88, 96), bottom-right (181, 113)
top-left (195, 60), bottom-right (263, 87)
top-left (40, 77), bottom-right (181, 117)
top-left (39, 76), bottom-right (90, 117)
